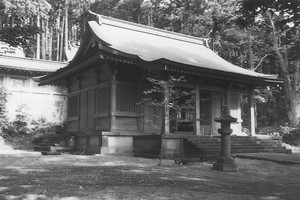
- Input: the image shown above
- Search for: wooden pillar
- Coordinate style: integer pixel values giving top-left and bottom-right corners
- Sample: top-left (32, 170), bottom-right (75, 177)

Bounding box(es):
top-left (164, 83), bottom-right (170, 134)
top-left (248, 87), bottom-right (256, 136)
top-left (110, 69), bottom-right (117, 132)
top-left (195, 84), bottom-right (201, 135)
top-left (225, 86), bottom-right (231, 109)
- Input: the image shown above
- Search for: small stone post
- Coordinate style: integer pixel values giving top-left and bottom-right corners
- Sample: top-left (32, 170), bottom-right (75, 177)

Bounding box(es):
top-left (213, 105), bottom-right (238, 172)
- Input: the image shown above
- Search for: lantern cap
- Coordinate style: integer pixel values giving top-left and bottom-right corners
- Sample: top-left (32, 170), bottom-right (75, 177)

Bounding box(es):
top-left (215, 105), bottom-right (237, 123)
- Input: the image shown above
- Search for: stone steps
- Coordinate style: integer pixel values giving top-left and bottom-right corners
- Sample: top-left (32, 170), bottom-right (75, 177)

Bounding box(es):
top-left (185, 148), bottom-right (291, 159)
top-left (186, 147), bottom-right (290, 154)
top-left (34, 133), bottom-right (73, 155)
top-left (188, 143), bottom-right (281, 148)
top-left (183, 136), bottom-right (291, 160)
top-left (38, 143), bottom-right (61, 147)
top-left (34, 145), bottom-right (73, 152)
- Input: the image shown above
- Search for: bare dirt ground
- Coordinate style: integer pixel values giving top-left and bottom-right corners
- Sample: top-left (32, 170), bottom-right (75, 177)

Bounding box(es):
top-left (0, 151), bottom-right (300, 200)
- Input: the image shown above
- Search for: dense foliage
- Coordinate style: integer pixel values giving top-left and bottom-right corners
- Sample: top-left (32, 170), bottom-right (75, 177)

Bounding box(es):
top-left (237, 0), bottom-right (300, 126)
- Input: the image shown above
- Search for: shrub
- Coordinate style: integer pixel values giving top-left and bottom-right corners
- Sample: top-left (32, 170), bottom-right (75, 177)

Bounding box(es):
top-left (0, 89), bottom-right (8, 136)
top-left (257, 125), bottom-right (295, 136)
top-left (31, 117), bottom-right (57, 138)
top-left (282, 129), bottom-right (300, 146)
top-left (257, 125), bottom-right (300, 146)
top-left (2, 104), bottom-right (31, 136)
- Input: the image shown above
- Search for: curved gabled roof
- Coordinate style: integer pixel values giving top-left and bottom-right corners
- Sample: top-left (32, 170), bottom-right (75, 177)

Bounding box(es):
top-left (89, 18), bottom-right (271, 79)
top-left (40, 15), bottom-right (282, 85)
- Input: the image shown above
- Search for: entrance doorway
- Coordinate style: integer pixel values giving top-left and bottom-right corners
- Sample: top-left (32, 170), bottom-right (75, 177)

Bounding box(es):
top-left (169, 90), bottom-right (224, 135)
top-left (170, 87), bottom-right (195, 133)
top-left (200, 92), bottom-right (212, 135)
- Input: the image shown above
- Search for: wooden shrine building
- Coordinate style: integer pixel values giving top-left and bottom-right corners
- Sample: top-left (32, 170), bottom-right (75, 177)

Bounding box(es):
top-left (38, 15), bottom-right (285, 156)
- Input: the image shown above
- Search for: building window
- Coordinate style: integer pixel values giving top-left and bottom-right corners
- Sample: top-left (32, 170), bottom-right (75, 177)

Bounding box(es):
top-left (68, 95), bottom-right (78, 118)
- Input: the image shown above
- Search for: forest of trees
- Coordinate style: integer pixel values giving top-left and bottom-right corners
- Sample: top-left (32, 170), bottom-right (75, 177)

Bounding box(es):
top-left (1, 0), bottom-right (300, 129)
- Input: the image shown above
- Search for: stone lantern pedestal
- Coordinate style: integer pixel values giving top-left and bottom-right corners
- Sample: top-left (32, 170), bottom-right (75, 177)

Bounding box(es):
top-left (213, 105), bottom-right (239, 172)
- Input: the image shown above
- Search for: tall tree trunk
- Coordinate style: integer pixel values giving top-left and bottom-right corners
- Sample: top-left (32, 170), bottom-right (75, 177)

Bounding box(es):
top-left (56, 12), bottom-right (60, 61)
top-left (49, 26), bottom-right (53, 60)
top-left (289, 61), bottom-right (300, 126)
top-left (248, 36), bottom-right (254, 70)
top-left (36, 10), bottom-right (41, 59)
top-left (182, 0), bottom-right (189, 34)
top-left (65, 0), bottom-right (68, 58)
top-left (45, 19), bottom-right (49, 60)
top-left (0, 12), bottom-right (3, 30)
top-left (149, 6), bottom-right (153, 26)
top-left (266, 11), bottom-right (299, 125)
top-left (60, 16), bottom-right (64, 61)
top-left (5, 13), bottom-right (9, 27)
top-left (41, 18), bottom-right (46, 60)
top-left (11, 15), bottom-right (15, 26)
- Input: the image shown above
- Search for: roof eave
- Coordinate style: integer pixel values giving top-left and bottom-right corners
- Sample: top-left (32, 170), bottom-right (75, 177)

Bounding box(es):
top-left (39, 52), bottom-right (103, 86)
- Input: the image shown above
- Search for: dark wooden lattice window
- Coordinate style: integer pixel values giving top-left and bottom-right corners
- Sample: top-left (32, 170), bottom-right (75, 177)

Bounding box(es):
top-left (116, 85), bottom-right (137, 113)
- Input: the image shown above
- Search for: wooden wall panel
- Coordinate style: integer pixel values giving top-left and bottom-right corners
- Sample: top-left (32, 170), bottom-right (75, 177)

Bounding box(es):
top-left (115, 117), bottom-right (138, 131)
top-left (87, 90), bottom-right (95, 131)
top-left (67, 95), bottom-right (78, 118)
top-left (67, 121), bottom-right (79, 132)
top-left (69, 76), bottom-right (80, 92)
top-left (96, 87), bottom-right (110, 114)
top-left (80, 92), bottom-right (87, 132)
top-left (81, 68), bottom-right (97, 88)
top-left (89, 135), bottom-right (101, 147)
top-left (95, 117), bottom-right (110, 131)
top-left (76, 136), bottom-right (86, 147)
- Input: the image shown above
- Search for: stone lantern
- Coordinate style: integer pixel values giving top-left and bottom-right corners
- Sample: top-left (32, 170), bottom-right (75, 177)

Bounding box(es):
top-left (213, 105), bottom-right (238, 172)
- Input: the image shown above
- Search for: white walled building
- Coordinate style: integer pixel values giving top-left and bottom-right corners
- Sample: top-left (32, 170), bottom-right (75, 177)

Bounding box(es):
top-left (0, 55), bottom-right (67, 124)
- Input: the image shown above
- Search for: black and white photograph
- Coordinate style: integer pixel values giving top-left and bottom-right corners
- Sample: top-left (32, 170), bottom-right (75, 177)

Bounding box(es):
top-left (0, 0), bottom-right (300, 199)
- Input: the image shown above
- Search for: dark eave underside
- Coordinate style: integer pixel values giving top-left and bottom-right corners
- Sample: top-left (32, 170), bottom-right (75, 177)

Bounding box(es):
top-left (40, 48), bottom-right (283, 87)
top-left (0, 67), bottom-right (51, 76)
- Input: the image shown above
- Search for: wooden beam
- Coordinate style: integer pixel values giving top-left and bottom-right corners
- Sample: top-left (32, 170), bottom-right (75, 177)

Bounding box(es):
top-left (226, 86), bottom-right (231, 109)
top-left (248, 88), bottom-right (256, 136)
top-left (110, 66), bottom-right (117, 131)
top-left (195, 84), bottom-right (201, 135)
top-left (164, 83), bottom-right (170, 134)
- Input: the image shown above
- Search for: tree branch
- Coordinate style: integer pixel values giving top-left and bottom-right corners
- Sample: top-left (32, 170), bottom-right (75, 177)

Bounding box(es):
top-left (293, 60), bottom-right (300, 93)
top-left (254, 54), bottom-right (271, 71)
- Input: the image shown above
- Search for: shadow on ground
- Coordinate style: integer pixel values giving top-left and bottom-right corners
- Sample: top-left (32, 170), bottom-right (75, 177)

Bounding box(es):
top-left (0, 153), bottom-right (299, 200)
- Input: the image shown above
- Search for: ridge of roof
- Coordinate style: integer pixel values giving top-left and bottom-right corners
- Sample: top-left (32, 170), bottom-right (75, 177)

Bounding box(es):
top-left (98, 15), bottom-right (208, 47)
